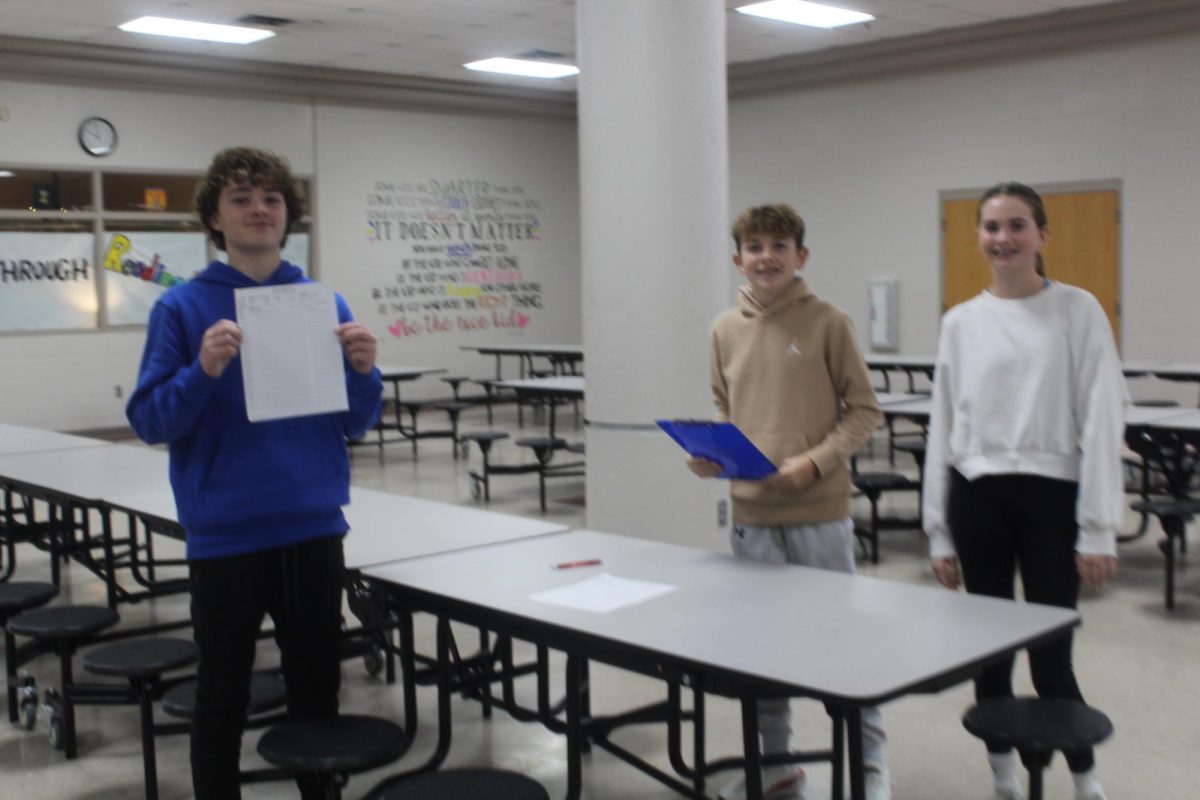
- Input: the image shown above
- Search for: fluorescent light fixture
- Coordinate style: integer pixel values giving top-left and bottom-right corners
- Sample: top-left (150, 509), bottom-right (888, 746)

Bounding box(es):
top-left (464, 58), bottom-right (579, 79)
top-left (736, 0), bottom-right (874, 29)
top-left (119, 16), bottom-right (275, 44)
top-left (0, 171), bottom-right (14, 178)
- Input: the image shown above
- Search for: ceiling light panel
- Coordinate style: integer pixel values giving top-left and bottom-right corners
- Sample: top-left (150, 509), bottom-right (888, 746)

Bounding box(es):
top-left (118, 16), bottom-right (276, 44)
top-left (736, 1), bottom-right (875, 29)
top-left (464, 57), bottom-right (578, 78)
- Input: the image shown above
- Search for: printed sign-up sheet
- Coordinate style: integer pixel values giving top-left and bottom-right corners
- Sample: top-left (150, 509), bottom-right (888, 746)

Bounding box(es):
top-left (235, 283), bottom-right (348, 422)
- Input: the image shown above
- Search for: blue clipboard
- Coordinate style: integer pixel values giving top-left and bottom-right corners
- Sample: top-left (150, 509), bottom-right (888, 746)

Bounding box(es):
top-left (657, 419), bottom-right (778, 480)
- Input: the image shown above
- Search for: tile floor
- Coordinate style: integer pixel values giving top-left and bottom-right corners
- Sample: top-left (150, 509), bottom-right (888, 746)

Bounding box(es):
top-left (2, 403), bottom-right (1199, 799)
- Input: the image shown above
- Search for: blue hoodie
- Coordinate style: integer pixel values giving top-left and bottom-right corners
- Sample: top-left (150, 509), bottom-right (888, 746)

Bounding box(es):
top-left (126, 260), bottom-right (383, 560)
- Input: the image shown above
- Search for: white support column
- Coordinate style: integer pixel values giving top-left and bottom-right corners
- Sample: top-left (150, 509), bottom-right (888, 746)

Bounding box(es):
top-left (577, 0), bottom-right (732, 550)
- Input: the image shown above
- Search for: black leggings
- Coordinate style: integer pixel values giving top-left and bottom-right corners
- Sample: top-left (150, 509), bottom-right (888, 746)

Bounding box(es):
top-left (948, 469), bottom-right (1094, 773)
top-left (189, 534), bottom-right (346, 799)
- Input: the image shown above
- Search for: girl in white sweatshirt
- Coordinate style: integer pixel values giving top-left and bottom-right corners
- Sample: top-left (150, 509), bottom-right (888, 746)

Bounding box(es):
top-left (923, 182), bottom-right (1127, 800)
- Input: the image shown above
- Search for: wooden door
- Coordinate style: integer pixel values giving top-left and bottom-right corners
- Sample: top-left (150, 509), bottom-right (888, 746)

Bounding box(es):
top-left (941, 188), bottom-right (1121, 346)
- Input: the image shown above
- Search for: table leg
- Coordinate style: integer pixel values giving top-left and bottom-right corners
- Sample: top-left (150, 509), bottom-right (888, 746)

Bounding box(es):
top-left (399, 611), bottom-right (418, 737)
top-left (102, 509), bottom-right (117, 609)
top-left (827, 703), bottom-right (845, 800)
top-left (740, 696), bottom-right (764, 800)
top-left (693, 687), bottom-right (707, 796)
top-left (847, 705), bottom-right (865, 800)
top-left (430, 616), bottom-right (453, 766)
top-left (565, 653), bottom-right (584, 800)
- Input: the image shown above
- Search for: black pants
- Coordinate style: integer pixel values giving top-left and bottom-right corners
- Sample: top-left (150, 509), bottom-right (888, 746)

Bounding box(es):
top-left (948, 470), bottom-right (1094, 773)
top-left (189, 534), bottom-right (346, 799)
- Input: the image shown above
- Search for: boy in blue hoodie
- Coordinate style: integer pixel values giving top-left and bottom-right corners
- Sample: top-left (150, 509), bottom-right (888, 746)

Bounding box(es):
top-left (126, 147), bottom-right (382, 799)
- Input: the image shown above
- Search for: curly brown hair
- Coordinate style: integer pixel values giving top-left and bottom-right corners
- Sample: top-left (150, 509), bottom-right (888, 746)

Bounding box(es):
top-left (731, 204), bottom-right (806, 251)
top-left (194, 147), bottom-right (305, 251)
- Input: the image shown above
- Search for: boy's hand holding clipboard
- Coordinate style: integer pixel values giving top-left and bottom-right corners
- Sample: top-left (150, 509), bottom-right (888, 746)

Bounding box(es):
top-left (657, 420), bottom-right (778, 480)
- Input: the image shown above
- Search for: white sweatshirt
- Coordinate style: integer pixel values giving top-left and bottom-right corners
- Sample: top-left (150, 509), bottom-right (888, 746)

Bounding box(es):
top-left (923, 282), bottom-right (1129, 559)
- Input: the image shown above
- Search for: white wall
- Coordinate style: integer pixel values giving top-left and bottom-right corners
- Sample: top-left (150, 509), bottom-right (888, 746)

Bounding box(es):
top-left (0, 79), bottom-right (580, 429)
top-left (314, 104), bottom-right (580, 392)
top-left (6, 28), bottom-right (1200, 431)
top-left (0, 79), bottom-right (313, 431)
top-left (729, 31), bottom-right (1200, 370)
top-left (0, 80), bottom-right (314, 173)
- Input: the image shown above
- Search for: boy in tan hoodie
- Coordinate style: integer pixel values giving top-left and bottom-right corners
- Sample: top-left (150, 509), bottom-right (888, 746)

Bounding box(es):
top-left (687, 204), bottom-right (889, 800)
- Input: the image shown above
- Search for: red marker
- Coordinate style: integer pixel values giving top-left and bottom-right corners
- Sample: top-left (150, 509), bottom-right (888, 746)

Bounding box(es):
top-left (553, 559), bottom-right (602, 570)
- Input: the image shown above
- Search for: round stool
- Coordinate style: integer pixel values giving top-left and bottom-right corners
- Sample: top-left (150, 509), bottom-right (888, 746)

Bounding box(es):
top-left (162, 671), bottom-right (287, 720)
top-left (963, 698), bottom-right (1114, 800)
top-left (82, 637), bottom-right (198, 681)
top-left (258, 714), bottom-right (410, 799)
top-left (439, 376), bottom-right (469, 400)
top-left (0, 581), bottom-right (59, 616)
top-left (7, 604), bottom-right (119, 641)
top-left (461, 430), bottom-right (510, 501)
top-left (0, 581), bottom-right (58, 724)
top-left (83, 638), bottom-right (199, 800)
top-left (1130, 498), bottom-right (1195, 609)
top-left (434, 401), bottom-right (475, 458)
top-left (380, 767), bottom-right (549, 799)
top-left (7, 604), bottom-right (120, 757)
top-left (515, 436), bottom-right (567, 511)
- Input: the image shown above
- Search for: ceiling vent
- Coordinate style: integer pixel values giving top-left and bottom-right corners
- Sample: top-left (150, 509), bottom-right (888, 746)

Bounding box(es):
top-left (237, 14), bottom-right (294, 28)
top-left (516, 49), bottom-right (567, 60)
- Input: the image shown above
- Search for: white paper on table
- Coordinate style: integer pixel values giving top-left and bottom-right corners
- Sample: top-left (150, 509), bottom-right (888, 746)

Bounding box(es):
top-left (235, 283), bottom-right (349, 422)
top-left (530, 572), bottom-right (677, 614)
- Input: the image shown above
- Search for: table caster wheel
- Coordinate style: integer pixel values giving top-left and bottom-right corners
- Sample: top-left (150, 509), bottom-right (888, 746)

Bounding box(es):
top-left (18, 689), bottom-right (38, 730)
top-left (363, 648), bottom-right (384, 677)
top-left (17, 673), bottom-right (38, 730)
top-left (47, 715), bottom-right (65, 751)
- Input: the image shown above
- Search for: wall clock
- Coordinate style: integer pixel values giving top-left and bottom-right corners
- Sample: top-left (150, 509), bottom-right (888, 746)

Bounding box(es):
top-left (78, 116), bottom-right (117, 157)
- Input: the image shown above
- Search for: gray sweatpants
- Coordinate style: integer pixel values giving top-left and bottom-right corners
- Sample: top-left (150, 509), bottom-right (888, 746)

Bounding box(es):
top-left (731, 520), bottom-right (888, 768)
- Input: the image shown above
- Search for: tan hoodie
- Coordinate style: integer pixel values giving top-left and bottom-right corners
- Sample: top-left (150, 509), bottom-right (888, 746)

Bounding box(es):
top-left (710, 278), bottom-right (882, 525)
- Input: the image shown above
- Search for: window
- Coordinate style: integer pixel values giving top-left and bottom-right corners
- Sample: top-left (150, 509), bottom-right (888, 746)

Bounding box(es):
top-left (0, 169), bottom-right (92, 212)
top-left (0, 167), bottom-right (313, 333)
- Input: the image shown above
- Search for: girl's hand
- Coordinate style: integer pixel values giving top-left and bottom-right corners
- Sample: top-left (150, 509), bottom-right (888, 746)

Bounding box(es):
top-left (1076, 553), bottom-right (1117, 589)
top-left (932, 556), bottom-right (960, 589)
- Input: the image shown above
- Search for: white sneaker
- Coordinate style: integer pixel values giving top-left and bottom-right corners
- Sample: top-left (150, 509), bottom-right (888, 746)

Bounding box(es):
top-left (718, 765), bottom-right (806, 800)
top-left (865, 763), bottom-right (893, 800)
top-left (1076, 790), bottom-right (1107, 800)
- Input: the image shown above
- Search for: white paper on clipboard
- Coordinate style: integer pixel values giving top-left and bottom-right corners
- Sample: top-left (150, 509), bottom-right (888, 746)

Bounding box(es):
top-left (235, 283), bottom-right (348, 422)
